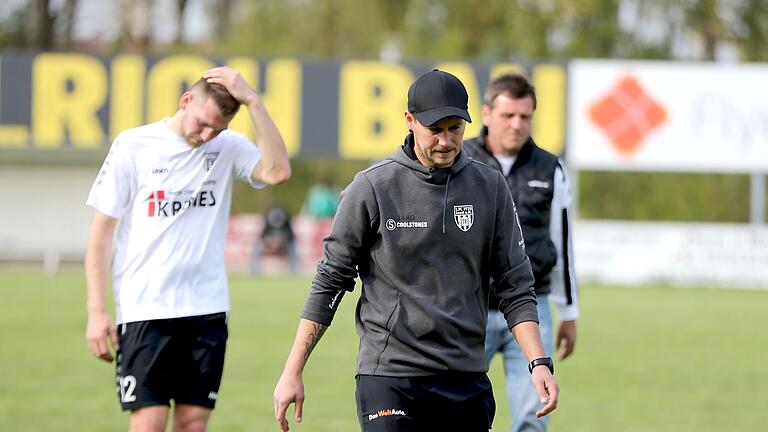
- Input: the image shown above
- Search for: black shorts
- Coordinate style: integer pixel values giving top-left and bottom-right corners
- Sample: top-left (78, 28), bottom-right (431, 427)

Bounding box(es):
top-left (355, 373), bottom-right (495, 432)
top-left (115, 312), bottom-right (228, 411)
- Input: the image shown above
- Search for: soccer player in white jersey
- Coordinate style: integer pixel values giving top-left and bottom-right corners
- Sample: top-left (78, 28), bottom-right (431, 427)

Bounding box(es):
top-left (85, 66), bottom-right (291, 432)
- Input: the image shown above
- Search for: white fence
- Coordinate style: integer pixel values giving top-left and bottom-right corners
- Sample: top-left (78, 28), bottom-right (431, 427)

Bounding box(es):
top-left (574, 220), bottom-right (768, 289)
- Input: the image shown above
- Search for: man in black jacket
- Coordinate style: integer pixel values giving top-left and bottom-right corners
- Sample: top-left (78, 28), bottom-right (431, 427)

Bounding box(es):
top-left (273, 70), bottom-right (559, 432)
top-left (464, 73), bottom-right (579, 432)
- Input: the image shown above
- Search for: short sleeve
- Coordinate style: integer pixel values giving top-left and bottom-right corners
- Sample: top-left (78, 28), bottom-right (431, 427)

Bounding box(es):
top-left (85, 136), bottom-right (133, 219)
top-left (228, 132), bottom-right (263, 189)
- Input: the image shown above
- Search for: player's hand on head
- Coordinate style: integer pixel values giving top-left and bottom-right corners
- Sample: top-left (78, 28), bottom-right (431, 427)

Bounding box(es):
top-left (202, 66), bottom-right (260, 106)
top-left (86, 312), bottom-right (119, 362)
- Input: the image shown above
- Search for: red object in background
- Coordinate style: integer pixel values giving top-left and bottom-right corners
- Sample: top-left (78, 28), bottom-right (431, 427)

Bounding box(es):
top-left (589, 76), bottom-right (667, 155)
top-left (225, 214), bottom-right (333, 274)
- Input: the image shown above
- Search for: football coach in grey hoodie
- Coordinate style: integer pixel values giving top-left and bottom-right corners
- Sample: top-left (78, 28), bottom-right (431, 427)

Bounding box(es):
top-left (274, 70), bottom-right (559, 432)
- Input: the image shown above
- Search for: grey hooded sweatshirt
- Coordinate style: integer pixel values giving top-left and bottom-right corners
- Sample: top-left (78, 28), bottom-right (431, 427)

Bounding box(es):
top-left (301, 134), bottom-right (538, 377)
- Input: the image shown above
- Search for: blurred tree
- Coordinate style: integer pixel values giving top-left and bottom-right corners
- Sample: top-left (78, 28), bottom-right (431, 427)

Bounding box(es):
top-left (734, 0), bottom-right (768, 61)
top-left (120, 0), bottom-right (150, 52)
top-left (30, 0), bottom-right (54, 49)
top-left (372, 0), bottom-right (409, 60)
top-left (616, 0), bottom-right (677, 59)
top-left (217, 0), bottom-right (389, 58)
top-left (2, 0), bottom-right (766, 62)
top-left (176, 0), bottom-right (190, 45)
top-left (0, 0), bottom-right (79, 50)
top-left (509, 0), bottom-right (559, 60)
top-left (119, 0), bottom-right (192, 53)
top-left (211, 0), bottom-right (234, 40)
top-left (0, 5), bottom-right (28, 47)
top-left (60, 0), bottom-right (77, 49)
top-left (553, 0), bottom-right (624, 58)
top-left (683, 0), bottom-right (725, 60)
top-left (394, 0), bottom-right (554, 60)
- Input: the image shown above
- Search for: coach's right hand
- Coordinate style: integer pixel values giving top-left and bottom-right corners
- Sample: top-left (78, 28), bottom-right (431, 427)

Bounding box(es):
top-left (274, 371), bottom-right (305, 431)
top-left (86, 312), bottom-right (119, 362)
top-left (532, 366), bottom-right (559, 417)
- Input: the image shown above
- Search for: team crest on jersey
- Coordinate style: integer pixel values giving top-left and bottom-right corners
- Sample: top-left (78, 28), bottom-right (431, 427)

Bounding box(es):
top-left (204, 152), bottom-right (219, 171)
top-left (454, 205), bottom-right (474, 232)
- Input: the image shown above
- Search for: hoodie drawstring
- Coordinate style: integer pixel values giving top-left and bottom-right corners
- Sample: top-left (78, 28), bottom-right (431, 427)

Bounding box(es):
top-left (442, 172), bottom-right (451, 234)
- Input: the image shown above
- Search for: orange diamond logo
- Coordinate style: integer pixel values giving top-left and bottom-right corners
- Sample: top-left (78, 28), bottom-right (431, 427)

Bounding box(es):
top-left (589, 76), bottom-right (667, 155)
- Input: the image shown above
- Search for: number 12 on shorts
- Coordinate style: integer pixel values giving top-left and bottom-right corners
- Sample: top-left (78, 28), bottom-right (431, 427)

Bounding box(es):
top-left (117, 375), bottom-right (137, 403)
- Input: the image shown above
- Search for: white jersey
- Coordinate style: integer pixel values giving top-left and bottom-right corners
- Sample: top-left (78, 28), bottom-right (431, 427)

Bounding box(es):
top-left (86, 119), bottom-right (263, 324)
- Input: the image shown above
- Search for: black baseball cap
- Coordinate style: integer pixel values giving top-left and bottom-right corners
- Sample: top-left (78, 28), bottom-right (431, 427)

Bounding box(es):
top-left (407, 69), bottom-right (472, 127)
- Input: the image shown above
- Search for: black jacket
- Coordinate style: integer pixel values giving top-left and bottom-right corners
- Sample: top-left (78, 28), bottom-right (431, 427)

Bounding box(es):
top-left (464, 128), bottom-right (560, 300)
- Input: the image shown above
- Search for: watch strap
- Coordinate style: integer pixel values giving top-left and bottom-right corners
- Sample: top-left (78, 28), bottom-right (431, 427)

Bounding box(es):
top-left (528, 357), bottom-right (554, 374)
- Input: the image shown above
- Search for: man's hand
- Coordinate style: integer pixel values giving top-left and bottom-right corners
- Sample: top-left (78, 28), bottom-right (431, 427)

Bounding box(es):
top-left (202, 66), bottom-right (260, 106)
top-left (531, 366), bottom-right (559, 417)
top-left (556, 320), bottom-right (577, 360)
top-left (86, 311), bottom-right (119, 362)
top-left (274, 371), bottom-right (305, 431)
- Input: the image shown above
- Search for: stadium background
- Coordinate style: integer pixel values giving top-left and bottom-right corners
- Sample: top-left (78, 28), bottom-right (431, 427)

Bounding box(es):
top-left (1, 1), bottom-right (766, 431)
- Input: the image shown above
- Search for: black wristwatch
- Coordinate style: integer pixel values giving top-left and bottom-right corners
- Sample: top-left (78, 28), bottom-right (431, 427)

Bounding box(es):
top-left (528, 357), bottom-right (554, 374)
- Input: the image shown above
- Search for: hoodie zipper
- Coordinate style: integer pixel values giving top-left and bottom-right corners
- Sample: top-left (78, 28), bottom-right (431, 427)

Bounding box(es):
top-left (442, 171), bottom-right (451, 234)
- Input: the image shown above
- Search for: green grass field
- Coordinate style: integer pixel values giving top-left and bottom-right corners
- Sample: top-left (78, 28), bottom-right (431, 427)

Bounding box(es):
top-left (1, 267), bottom-right (766, 431)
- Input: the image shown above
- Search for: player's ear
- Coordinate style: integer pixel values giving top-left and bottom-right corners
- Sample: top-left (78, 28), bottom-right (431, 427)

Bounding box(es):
top-left (179, 91), bottom-right (193, 110)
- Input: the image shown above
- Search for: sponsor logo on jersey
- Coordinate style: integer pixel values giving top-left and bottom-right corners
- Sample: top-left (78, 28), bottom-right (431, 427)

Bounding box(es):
top-left (151, 168), bottom-right (169, 175)
top-left (208, 391), bottom-right (218, 400)
top-left (454, 205), bottom-right (474, 232)
top-left (147, 189), bottom-right (217, 217)
top-left (385, 214), bottom-right (428, 231)
top-left (368, 408), bottom-right (406, 421)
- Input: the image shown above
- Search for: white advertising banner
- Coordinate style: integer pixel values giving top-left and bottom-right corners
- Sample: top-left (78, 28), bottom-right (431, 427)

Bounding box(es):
top-left (568, 60), bottom-right (768, 172)
top-left (574, 220), bottom-right (768, 289)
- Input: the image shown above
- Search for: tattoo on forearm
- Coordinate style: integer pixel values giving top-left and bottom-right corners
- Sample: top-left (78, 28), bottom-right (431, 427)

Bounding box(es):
top-left (303, 323), bottom-right (328, 362)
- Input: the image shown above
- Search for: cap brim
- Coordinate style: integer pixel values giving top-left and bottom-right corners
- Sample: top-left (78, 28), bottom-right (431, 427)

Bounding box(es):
top-left (413, 106), bottom-right (472, 127)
